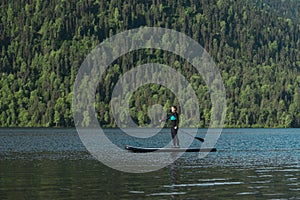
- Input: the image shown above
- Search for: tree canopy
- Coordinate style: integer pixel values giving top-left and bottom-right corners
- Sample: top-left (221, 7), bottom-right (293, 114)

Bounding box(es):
top-left (0, 0), bottom-right (299, 128)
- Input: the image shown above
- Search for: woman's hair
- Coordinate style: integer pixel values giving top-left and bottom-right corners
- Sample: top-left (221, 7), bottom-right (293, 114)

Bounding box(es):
top-left (172, 105), bottom-right (177, 111)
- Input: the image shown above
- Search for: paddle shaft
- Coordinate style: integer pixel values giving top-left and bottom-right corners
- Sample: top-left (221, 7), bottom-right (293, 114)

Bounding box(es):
top-left (180, 129), bottom-right (205, 142)
top-left (160, 119), bottom-right (204, 142)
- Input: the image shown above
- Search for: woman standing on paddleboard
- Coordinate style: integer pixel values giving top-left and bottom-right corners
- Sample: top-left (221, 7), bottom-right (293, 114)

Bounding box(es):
top-left (166, 106), bottom-right (180, 148)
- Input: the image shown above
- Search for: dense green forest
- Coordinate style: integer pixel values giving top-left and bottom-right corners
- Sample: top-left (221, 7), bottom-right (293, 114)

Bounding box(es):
top-left (0, 0), bottom-right (299, 128)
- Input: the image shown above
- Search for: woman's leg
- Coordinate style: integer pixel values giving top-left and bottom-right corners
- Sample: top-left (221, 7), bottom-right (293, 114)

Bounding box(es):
top-left (171, 128), bottom-right (180, 147)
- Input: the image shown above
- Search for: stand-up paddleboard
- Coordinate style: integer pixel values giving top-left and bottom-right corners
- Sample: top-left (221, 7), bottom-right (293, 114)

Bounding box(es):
top-left (125, 145), bottom-right (217, 153)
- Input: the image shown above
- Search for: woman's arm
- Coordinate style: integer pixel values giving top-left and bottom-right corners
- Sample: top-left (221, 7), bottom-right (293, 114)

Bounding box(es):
top-left (159, 114), bottom-right (171, 122)
top-left (175, 113), bottom-right (179, 128)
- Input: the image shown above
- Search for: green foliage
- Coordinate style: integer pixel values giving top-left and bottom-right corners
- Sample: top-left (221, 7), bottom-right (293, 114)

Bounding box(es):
top-left (0, 0), bottom-right (299, 127)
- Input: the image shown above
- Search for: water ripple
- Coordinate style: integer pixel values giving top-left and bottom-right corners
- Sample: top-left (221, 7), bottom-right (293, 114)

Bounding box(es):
top-left (164, 181), bottom-right (244, 187)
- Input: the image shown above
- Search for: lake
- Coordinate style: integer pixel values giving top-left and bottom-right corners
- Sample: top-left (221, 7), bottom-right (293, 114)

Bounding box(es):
top-left (0, 128), bottom-right (299, 199)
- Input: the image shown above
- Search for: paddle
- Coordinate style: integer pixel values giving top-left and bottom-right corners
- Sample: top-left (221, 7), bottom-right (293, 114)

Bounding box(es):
top-left (159, 119), bottom-right (204, 142)
top-left (180, 129), bottom-right (205, 142)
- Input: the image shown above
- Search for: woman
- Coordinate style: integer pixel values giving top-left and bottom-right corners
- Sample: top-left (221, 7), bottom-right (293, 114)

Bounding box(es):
top-left (166, 106), bottom-right (180, 148)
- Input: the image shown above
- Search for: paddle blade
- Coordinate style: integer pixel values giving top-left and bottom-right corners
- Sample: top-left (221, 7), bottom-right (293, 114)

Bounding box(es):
top-left (195, 137), bottom-right (204, 142)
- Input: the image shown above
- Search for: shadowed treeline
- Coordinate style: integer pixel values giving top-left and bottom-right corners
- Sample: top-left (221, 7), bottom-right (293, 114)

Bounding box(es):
top-left (0, 0), bottom-right (299, 127)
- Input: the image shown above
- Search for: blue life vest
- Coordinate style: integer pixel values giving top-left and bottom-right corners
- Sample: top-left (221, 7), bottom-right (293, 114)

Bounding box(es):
top-left (170, 115), bottom-right (176, 121)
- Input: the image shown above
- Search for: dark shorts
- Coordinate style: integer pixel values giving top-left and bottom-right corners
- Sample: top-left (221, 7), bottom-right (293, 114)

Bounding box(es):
top-left (171, 127), bottom-right (178, 138)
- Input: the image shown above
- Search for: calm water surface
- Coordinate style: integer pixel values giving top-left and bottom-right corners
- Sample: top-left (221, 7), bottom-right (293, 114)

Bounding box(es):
top-left (0, 128), bottom-right (299, 199)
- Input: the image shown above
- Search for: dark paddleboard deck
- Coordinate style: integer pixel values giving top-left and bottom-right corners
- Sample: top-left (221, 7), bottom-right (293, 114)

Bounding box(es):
top-left (125, 145), bottom-right (217, 153)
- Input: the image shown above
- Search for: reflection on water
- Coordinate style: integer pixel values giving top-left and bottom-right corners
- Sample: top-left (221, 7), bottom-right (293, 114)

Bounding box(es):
top-left (0, 128), bottom-right (299, 199)
top-left (1, 159), bottom-right (299, 200)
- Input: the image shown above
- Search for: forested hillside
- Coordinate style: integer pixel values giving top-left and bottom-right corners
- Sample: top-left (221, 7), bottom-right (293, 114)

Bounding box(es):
top-left (0, 0), bottom-right (299, 127)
